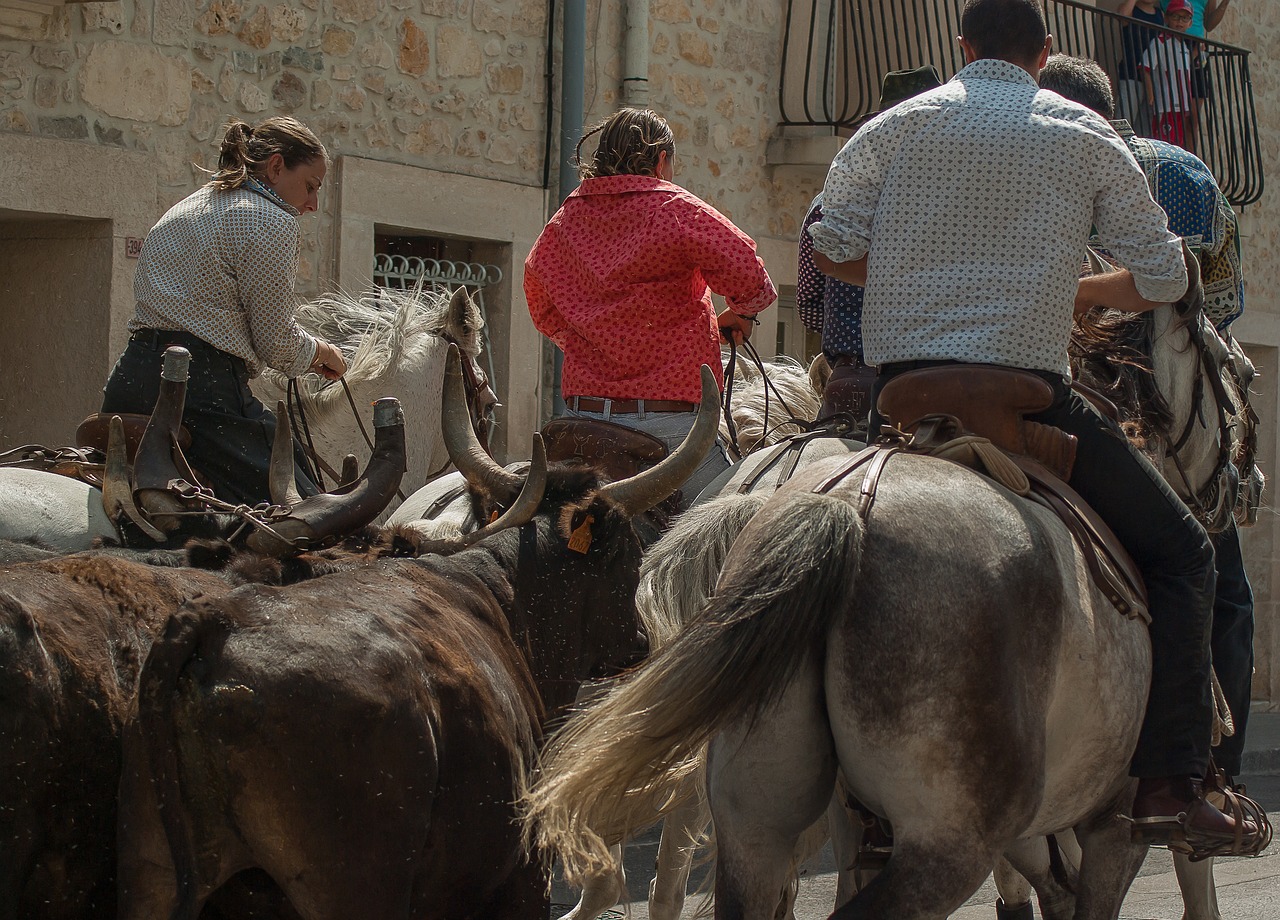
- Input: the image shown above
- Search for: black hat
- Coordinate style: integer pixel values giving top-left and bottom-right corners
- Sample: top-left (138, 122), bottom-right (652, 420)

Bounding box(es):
top-left (877, 65), bottom-right (944, 112)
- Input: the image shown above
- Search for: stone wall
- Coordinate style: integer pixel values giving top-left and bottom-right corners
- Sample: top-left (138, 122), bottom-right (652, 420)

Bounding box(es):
top-left (0, 0), bottom-right (818, 294)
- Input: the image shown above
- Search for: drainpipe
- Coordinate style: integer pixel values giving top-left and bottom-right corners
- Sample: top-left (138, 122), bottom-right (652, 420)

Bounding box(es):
top-left (552, 0), bottom-right (586, 414)
top-left (623, 0), bottom-right (650, 108)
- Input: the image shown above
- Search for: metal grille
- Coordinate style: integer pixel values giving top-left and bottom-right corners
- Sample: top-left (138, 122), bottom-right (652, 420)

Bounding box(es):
top-left (778, 0), bottom-right (1262, 206)
top-left (372, 254), bottom-right (504, 395)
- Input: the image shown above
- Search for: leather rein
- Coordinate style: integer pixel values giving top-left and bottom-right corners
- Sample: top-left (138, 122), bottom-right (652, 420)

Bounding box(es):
top-left (721, 338), bottom-right (810, 461)
top-left (287, 334), bottom-right (493, 498)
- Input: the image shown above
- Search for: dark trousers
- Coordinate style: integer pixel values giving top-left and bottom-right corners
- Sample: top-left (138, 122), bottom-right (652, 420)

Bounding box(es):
top-left (101, 331), bottom-right (317, 507)
top-left (1210, 521), bottom-right (1254, 777)
top-left (873, 361), bottom-right (1216, 778)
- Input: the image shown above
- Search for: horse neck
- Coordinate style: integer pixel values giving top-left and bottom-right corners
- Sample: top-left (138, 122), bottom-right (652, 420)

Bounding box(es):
top-left (1149, 304), bottom-right (1225, 498)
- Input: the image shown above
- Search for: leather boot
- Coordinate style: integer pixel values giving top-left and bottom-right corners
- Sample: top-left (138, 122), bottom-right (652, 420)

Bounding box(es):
top-left (1131, 774), bottom-right (1262, 857)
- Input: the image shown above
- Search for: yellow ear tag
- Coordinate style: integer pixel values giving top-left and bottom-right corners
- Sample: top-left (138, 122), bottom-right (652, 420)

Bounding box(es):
top-left (568, 514), bottom-right (594, 554)
top-left (489, 508), bottom-right (501, 524)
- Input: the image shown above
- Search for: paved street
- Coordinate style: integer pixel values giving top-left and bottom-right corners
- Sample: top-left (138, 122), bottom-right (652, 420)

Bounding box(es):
top-left (551, 774), bottom-right (1280, 920)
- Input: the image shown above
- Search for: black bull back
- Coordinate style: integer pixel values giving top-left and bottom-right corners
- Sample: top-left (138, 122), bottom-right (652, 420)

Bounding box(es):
top-left (117, 467), bottom-right (650, 920)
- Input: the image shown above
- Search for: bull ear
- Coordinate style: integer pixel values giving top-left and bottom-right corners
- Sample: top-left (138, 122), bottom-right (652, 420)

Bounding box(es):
top-left (102, 415), bottom-right (166, 542)
top-left (598, 365), bottom-right (720, 517)
top-left (440, 344), bottom-right (522, 501)
top-left (268, 400), bottom-right (303, 506)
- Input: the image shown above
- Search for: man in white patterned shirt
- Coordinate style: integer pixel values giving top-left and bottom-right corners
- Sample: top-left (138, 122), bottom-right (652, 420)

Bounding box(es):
top-left (810, 0), bottom-right (1257, 855)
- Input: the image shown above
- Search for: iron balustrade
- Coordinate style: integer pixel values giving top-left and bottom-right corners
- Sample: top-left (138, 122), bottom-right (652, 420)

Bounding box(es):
top-left (778, 0), bottom-right (1262, 206)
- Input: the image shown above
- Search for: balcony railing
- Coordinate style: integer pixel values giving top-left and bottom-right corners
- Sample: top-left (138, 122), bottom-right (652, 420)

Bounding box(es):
top-left (778, 0), bottom-right (1263, 206)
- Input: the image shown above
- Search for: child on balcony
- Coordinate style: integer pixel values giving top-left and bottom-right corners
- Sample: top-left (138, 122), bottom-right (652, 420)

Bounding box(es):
top-left (1141, 0), bottom-right (1196, 149)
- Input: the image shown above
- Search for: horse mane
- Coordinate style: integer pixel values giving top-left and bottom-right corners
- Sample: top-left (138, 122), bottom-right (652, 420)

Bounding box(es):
top-left (261, 285), bottom-right (484, 411)
top-left (1069, 309), bottom-right (1173, 451)
top-left (722, 354), bottom-right (822, 455)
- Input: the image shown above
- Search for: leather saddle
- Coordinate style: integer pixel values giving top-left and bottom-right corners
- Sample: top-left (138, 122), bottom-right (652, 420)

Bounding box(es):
top-left (76, 412), bottom-right (193, 460)
top-left (821, 365), bottom-right (1148, 622)
top-left (540, 417), bottom-right (682, 524)
top-left (0, 414), bottom-right (194, 491)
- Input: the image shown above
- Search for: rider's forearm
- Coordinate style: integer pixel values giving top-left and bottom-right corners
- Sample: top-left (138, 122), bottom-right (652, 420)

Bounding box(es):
top-left (814, 251), bottom-right (868, 287)
top-left (1205, 0), bottom-right (1230, 32)
top-left (1074, 270), bottom-right (1172, 315)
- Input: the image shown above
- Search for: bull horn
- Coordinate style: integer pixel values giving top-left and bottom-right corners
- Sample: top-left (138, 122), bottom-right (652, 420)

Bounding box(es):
top-left (246, 397), bottom-right (407, 556)
top-left (441, 344), bottom-right (522, 502)
top-left (134, 347), bottom-right (192, 528)
top-left (456, 434), bottom-right (547, 547)
top-left (597, 364), bottom-right (720, 517)
top-left (268, 400), bottom-right (302, 507)
top-left (102, 415), bottom-right (166, 541)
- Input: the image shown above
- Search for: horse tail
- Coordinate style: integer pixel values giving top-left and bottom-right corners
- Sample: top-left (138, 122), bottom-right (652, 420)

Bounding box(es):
top-left (524, 490), bottom-right (862, 885)
top-left (136, 598), bottom-right (233, 920)
top-left (636, 490), bottom-right (772, 650)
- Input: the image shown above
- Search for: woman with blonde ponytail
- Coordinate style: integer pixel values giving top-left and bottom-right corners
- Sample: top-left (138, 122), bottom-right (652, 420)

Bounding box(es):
top-left (100, 116), bottom-right (346, 506)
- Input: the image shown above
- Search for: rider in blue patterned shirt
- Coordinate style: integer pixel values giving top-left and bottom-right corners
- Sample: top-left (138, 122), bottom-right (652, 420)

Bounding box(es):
top-left (797, 196), bottom-right (873, 424)
top-left (798, 66), bottom-right (943, 427)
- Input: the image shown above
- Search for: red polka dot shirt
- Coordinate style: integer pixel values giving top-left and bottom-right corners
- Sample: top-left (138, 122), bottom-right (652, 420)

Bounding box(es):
top-left (524, 175), bottom-right (776, 403)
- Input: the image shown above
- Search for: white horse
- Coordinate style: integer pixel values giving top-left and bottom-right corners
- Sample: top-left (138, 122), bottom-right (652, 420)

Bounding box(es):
top-left (253, 284), bottom-right (493, 509)
top-left (536, 283), bottom-right (1263, 920)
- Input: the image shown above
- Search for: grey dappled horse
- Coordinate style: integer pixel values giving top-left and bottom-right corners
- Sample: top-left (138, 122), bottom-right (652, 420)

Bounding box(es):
top-left (525, 281), bottom-right (1260, 920)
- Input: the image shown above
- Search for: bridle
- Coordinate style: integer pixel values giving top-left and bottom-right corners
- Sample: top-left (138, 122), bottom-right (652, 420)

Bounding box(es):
top-left (720, 338), bottom-right (811, 461)
top-left (287, 333), bottom-right (496, 496)
top-left (1154, 306), bottom-right (1241, 533)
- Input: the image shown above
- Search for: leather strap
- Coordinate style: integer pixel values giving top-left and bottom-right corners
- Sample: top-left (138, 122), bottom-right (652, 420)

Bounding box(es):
top-left (570, 397), bottom-right (696, 414)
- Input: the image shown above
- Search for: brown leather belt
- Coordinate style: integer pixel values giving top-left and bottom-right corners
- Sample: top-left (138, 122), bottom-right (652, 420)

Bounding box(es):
top-left (570, 396), bottom-right (697, 414)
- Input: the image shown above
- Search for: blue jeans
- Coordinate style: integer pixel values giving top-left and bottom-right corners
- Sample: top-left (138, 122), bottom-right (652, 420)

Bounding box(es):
top-left (102, 331), bottom-right (317, 506)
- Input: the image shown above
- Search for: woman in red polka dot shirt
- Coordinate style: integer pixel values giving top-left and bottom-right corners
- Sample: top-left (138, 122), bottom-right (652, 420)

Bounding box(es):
top-left (524, 108), bottom-right (777, 503)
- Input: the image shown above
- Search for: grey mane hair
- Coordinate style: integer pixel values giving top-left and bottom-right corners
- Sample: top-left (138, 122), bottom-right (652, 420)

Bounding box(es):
top-left (719, 354), bottom-right (822, 454)
top-left (260, 284), bottom-right (485, 414)
top-left (635, 490), bottom-right (771, 650)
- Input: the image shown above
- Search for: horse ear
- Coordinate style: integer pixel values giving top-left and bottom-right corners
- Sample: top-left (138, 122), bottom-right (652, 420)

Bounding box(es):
top-left (449, 286), bottom-right (472, 329)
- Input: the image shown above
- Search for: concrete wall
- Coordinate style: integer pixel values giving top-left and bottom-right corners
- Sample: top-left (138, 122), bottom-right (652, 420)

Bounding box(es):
top-left (1202, 6), bottom-right (1280, 708)
top-left (0, 132), bottom-right (156, 447)
top-left (0, 217), bottom-right (112, 447)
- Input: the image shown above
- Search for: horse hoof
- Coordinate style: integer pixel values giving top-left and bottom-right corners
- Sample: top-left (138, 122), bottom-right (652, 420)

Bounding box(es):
top-left (995, 897), bottom-right (1035, 920)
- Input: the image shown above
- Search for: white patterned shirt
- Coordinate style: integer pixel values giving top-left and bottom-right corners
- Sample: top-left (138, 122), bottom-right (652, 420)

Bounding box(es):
top-left (130, 181), bottom-right (317, 378)
top-left (809, 59), bottom-right (1187, 377)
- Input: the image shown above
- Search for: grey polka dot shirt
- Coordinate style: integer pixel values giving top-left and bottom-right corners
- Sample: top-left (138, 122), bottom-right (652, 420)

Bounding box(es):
top-left (809, 59), bottom-right (1187, 377)
top-left (130, 182), bottom-right (318, 379)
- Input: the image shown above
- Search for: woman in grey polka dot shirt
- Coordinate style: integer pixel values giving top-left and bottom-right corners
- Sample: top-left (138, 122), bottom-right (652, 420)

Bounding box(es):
top-left (100, 116), bottom-right (345, 507)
